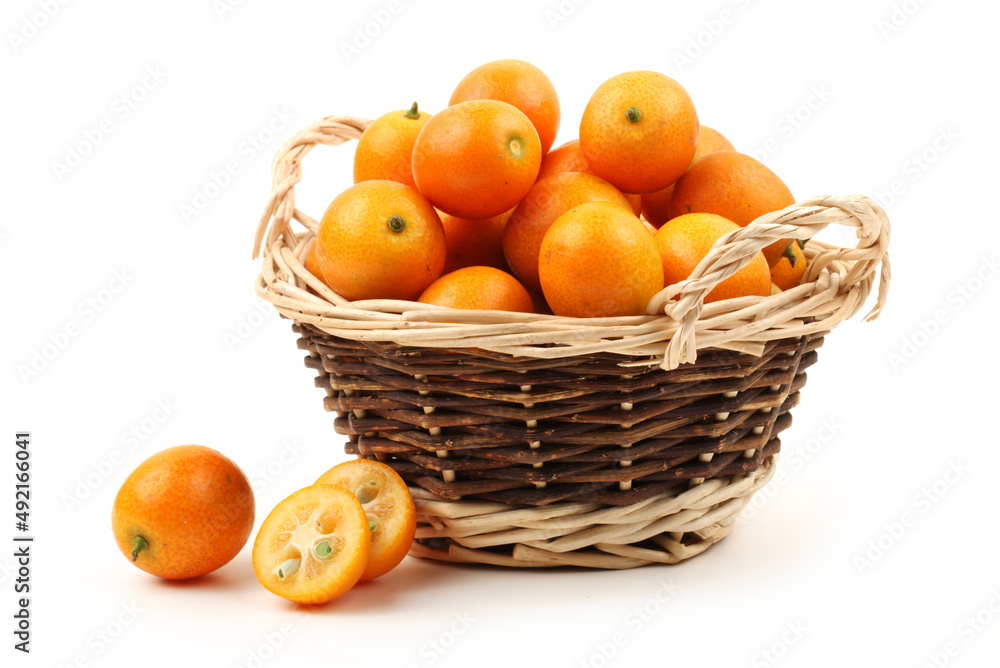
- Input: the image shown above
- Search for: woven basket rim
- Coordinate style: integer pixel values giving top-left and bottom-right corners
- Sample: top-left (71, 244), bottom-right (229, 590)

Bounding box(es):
top-left (252, 114), bottom-right (891, 370)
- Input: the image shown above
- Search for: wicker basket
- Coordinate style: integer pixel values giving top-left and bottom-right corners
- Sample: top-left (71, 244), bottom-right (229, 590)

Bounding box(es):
top-left (252, 115), bottom-right (891, 569)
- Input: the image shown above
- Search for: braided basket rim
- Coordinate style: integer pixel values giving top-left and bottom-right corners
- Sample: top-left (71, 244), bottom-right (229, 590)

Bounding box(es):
top-left (252, 115), bottom-right (891, 371)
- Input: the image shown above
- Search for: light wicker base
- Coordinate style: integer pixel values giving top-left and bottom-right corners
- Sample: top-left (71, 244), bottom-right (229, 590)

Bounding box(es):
top-left (407, 454), bottom-right (776, 568)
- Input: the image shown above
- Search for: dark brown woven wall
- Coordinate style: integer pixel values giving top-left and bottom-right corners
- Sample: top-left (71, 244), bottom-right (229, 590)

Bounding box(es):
top-left (296, 324), bottom-right (824, 507)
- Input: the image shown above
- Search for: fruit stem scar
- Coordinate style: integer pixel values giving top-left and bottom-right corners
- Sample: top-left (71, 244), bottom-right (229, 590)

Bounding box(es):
top-left (388, 215), bottom-right (407, 233)
top-left (131, 535), bottom-right (149, 562)
top-left (405, 102), bottom-right (420, 119)
top-left (625, 107), bottom-right (642, 123)
top-left (508, 136), bottom-right (523, 156)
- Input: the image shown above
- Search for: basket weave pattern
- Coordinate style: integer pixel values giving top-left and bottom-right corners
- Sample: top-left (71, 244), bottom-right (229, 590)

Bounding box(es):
top-left (253, 115), bottom-right (891, 568)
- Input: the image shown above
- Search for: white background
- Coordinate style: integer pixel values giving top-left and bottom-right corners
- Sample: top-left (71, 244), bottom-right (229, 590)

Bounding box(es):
top-left (3, 0), bottom-right (999, 666)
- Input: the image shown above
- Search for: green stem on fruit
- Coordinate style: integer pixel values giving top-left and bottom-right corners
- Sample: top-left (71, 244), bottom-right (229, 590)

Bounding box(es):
top-left (782, 242), bottom-right (798, 267)
top-left (625, 107), bottom-right (643, 123)
top-left (797, 238), bottom-right (810, 250)
top-left (131, 535), bottom-right (149, 562)
top-left (404, 102), bottom-right (420, 119)
top-left (388, 215), bottom-right (406, 233)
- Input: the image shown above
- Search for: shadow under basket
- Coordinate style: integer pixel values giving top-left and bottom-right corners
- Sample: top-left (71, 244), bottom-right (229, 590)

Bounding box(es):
top-left (296, 323), bottom-right (824, 568)
top-left (253, 115), bottom-right (891, 569)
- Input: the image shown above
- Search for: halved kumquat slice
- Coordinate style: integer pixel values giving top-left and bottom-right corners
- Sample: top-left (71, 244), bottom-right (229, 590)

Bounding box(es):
top-left (251, 485), bottom-right (370, 604)
top-left (315, 459), bottom-right (417, 581)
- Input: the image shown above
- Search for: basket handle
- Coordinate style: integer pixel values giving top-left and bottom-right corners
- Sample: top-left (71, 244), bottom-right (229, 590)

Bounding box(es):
top-left (252, 115), bottom-right (373, 261)
top-left (648, 195), bottom-right (892, 370)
